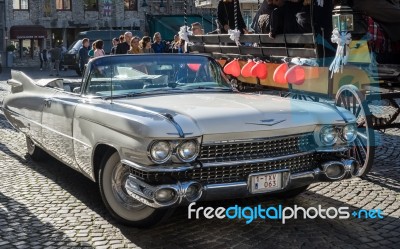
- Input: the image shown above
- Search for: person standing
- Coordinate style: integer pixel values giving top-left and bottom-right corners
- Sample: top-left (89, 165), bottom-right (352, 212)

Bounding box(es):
top-left (94, 40), bottom-right (105, 57)
top-left (116, 32), bottom-right (132, 54)
top-left (139, 36), bottom-right (154, 53)
top-left (78, 38), bottom-right (90, 75)
top-left (169, 35), bottom-right (180, 53)
top-left (128, 37), bottom-right (142, 54)
top-left (191, 22), bottom-right (204, 35)
top-left (49, 44), bottom-right (62, 76)
top-left (152, 32), bottom-right (168, 53)
top-left (39, 47), bottom-right (48, 71)
top-left (110, 37), bottom-right (119, 54)
top-left (217, 0), bottom-right (249, 34)
top-left (88, 41), bottom-right (97, 59)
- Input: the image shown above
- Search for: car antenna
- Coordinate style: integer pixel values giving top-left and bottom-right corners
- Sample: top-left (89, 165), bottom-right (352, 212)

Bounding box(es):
top-left (110, 62), bottom-right (114, 103)
top-left (110, 30), bottom-right (113, 104)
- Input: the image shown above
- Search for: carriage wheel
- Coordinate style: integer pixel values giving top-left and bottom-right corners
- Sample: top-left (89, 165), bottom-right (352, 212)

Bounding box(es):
top-left (335, 85), bottom-right (375, 177)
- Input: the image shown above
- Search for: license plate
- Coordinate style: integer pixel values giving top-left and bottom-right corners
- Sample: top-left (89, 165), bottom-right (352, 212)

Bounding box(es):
top-left (249, 172), bottom-right (283, 194)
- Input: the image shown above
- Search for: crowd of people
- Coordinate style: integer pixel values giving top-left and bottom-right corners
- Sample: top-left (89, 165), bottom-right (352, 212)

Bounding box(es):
top-left (43, 0), bottom-right (400, 76)
top-left (76, 22), bottom-right (205, 75)
top-left (39, 43), bottom-right (66, 76)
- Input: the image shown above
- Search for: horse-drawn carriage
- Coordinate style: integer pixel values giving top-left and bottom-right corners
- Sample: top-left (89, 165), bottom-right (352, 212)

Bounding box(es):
top-left (187, 0), bottom-right (400, 177)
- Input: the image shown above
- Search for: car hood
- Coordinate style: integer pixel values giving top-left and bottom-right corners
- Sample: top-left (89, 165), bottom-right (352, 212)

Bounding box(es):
top-left (112, 92), bottom-right (355, 138)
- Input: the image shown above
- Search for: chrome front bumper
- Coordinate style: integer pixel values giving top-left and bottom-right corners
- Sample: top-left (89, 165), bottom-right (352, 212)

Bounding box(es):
top-left (124, 159), bottom-right (359, 209)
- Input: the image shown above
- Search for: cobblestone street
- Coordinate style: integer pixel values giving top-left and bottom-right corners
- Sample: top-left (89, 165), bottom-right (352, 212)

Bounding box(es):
top-left (0, 68), bottom-right (399, 249)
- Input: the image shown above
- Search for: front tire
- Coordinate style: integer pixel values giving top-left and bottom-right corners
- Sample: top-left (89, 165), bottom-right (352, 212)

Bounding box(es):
top-left (26, 136), bottom-right (47, 161)
top-left (98, 151), bottom-right (173, 227)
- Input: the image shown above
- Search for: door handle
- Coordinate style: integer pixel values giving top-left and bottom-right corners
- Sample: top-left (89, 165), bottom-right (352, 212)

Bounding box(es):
top-left (44, 99), bottom-right (52, 108)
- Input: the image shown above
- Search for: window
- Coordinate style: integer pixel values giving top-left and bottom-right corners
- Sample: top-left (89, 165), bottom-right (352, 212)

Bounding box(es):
top-left (124, 0), bottom-right (137, 11)
top-left (84, 0), bottom-right (98, 10)
top-left (43, 0), bottom-right (51, 17)
top-left (56, 0), bottom-right (71, 10)
top-left (13, 0), bottom-right (29, 10)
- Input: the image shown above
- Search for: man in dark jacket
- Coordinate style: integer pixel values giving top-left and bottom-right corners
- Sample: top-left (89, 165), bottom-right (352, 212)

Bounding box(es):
top-left (152, 32), bottom-right (168, 53)
top-left (78, 38), bottom-right (90, 75)
top-left (116, 32), bottom-right (132, 54)
top-left (49, 44), bottom-right (62, 76)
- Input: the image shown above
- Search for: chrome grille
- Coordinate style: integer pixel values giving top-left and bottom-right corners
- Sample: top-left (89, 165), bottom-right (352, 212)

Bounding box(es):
top-left (199, 133), bottom-right (316, 163)
top-left (191, 153), bottom-right (318, 184)
top-left (129, 153), bottom-right (321, 185)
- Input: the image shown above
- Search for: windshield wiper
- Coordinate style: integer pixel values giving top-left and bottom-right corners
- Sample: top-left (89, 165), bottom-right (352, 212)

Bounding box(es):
top-left (102, 88), bottom-right (186, 100)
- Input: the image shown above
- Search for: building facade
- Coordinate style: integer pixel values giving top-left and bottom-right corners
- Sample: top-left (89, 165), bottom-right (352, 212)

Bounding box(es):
top-left (3, 0), bottom-right (206, 58)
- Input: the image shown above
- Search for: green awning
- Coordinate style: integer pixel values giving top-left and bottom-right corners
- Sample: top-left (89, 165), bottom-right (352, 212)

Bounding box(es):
top-left (148, 14), bottom-right (216, 41)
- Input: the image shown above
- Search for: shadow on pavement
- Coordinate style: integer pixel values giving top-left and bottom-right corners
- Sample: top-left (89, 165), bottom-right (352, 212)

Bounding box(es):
top-left (0, 113), bottom-right (18, 131)
top-left (0, 191), bottom-right (87, 248)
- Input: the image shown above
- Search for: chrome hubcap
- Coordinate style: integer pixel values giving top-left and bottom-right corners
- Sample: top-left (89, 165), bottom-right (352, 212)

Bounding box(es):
top-left (111, 163), bottom-right (145, 210)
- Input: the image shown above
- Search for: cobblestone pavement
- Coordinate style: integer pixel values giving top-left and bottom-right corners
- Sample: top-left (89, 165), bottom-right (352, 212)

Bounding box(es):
top-left (0, 68), bottom-right (399, 249)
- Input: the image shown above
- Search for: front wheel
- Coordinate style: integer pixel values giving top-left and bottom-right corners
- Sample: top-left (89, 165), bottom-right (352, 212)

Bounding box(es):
top-left (98, 151), bottom-right (173, 227)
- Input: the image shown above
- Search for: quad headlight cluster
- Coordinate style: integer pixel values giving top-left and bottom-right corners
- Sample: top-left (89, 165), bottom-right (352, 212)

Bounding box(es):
top-left (148, 140), bottom-right (200, 164)
top-left (317, 124), bottom-right (357, 146)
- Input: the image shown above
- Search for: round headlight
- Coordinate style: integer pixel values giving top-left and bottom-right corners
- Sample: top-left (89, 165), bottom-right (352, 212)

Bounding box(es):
top-left (319, 126), bottom-right (338, 146)
top-left (341, 124), bottom-right (357, 142)
top-left (177, 140), bottom-right (199, 162)
top-left (149, 141), bottom-right (172, 164)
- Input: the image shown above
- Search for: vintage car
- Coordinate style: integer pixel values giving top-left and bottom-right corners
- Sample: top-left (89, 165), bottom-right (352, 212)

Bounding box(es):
top-left (3, 54), bottom-right (360, 227)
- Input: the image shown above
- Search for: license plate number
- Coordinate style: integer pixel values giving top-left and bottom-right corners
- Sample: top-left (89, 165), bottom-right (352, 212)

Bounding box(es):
top-left (249, 172), bottom-right (282, 194)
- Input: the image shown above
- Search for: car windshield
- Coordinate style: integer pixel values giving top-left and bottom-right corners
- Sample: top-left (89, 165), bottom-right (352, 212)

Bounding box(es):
top-left (84, 54), bottom-right (232, 98)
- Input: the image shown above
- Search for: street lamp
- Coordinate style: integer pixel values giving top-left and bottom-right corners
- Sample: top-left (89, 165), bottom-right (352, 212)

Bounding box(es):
top-left (332, 0), bottom-right (354, 32)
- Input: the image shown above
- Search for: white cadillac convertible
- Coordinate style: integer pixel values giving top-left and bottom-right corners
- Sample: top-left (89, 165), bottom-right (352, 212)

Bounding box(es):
top-left (3, 54), bottom-right (360, 227)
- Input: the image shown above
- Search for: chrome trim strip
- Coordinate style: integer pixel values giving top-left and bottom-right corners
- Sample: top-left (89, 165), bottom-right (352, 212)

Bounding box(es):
top-left (201, 133), bottom-right (313, 146)
top-left (316, 147), bottom-right (349, 152)
top-left (161, 113), bottom-right (185, 138)
top-left (4, 108), bottom-right (91, 147)
top-left (113, 102), bottom-right (187, 138)
top-left (121, 159), bottom-right (196, 172)
top-left (201, 151), bottom-right (315, 167)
